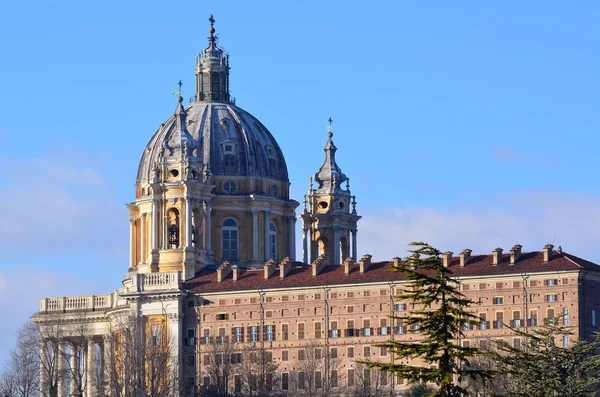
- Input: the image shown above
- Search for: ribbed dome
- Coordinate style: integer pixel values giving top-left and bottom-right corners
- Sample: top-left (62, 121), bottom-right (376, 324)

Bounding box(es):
top-left (137, 102), bottom-right (289, 184)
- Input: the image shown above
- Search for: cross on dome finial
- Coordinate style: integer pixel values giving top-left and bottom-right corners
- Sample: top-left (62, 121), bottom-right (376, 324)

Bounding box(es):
top-left (173, 80), bottom-right (183, 102)
top-left (327, 117), bottom-right (333, 138)
top-left (208, 14), bottom-right (216, 41)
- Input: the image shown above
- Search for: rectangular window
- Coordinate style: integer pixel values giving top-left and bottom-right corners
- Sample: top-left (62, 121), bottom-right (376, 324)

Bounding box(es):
top-left (493, 297), bottom-right (504, 305)
top-left (363, 346), bottom-right (371, 357)
top-left (512, 311), bottom-right (521, 328)
top-left (547, 309), bottom-right (556, 325)
top-left (363, 368), bottom-right (371, 387)
top-left (233, 327), bottom-right (243, 343)
top-left (380, 289), bottom-right (388, 296)
top-left (266, 325), bottom-right (275, 342)
top-left (347, 346), bottom-right (354, 358)
top-left (479, 313), bottom-right (488, 330)
top-left (151, 325), bottom-right (161, 347)
top-left (529, 310), bottom-right (538, 327)
top-left (546, 294), bottom-right (556, 302)
top-left (266, 310), bottom-right (273, 318)
top-left (330, 292), bottom-right (338, 299)
top-left (249, 326), bottom-right (258, 343)
top-left (563, 308), bottom-right (569, 325)
top-left (545, 279), bottom-right (558, 286)
top-left (298, 372), bottom-right (306, 390)
top-left (217, 313), bottom-right (228, 321)
top-left (234, 374), bottom-right (242, 393)
top-left (496, 282), bottom-right (503, 289)
top-left (298, 349), bottom-right (305, 361)
top-left (281, 373), bottom-right (289, 391)
top-left (347, 369), bottom-right (355, 387)
top-left (479, 283), bottom-right (487, 290)
top-left (330, 347), bottom-right (338, 359)
top-left (281, 350), bottom-right (289, 361)
top-left (315, 371), bottom-right (322, 389)
top-left (282, 324), bottom-right (289, 341)
top-left (186, 328), bottom-right (196, 346)
top-left (563, 335), bottom-right (570, 347)
top-left (297, 323), bottom-right (305, 340)
top-left (347, 292), bottom-right (354, 298)
top-left (250, 297), bottom-right (257, 304)
top-left (513, 281), bottom-right (522, 288)
top-left (494, 312), bottom-right (504, 329)
top-left (395, 303), bottom-right (407, 311)
top-left (380, 346), bottom-right (388, 356)
top-left (314, 322), bottom-right (322, 339)
top-left (298, 294), bottom-right (305, 301)
top-left (347, 305), bottom-right (354, 313)
top-left (331, 370), bottom-right (338, 388)
top-left (315, 348), bottom-right (322, 360)
top-left (330, 321), bottom-right (339, 338)
top-left (363, 290), bottom-right (370, 297)
top-left (346, 320), bottom-right (355, 337)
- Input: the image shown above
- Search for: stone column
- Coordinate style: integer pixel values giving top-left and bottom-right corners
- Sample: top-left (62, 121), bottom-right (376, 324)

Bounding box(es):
top-left (351, 229), bottom-right (358, 261)
top-left (185, 198), bottom-right (193, 249)
top-left (169, 313), bottom-right (183, 394)
top-left (39, 338), bottom-right (48, 397)
top-left (302, 228), bottom-right (309, 264)
top-left (139, 214), bottom-right (146, 265)
top-left (69, 343), bottom-right (78, 397)
top-left (57, 341), bottom-right (66, 397)
top-left (333, 227), bottom-right (341, 265)
top-left (204, 202), bottom-right (212, 253)
top-left (86, 340), bottom-right (95, 397)
top-left (288, 216), bottom-right (296, 260)
top-left (263, 211), bottom-right (271, 261)
top-left (129, 219), bottom-right (136, 269)
top-left (252, 210), bottom-right (259, 260)
top-left (151, 199), bottom-right (158, 251)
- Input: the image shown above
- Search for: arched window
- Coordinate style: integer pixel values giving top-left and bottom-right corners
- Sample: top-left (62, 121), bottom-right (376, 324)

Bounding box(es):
top-left (222, 218), bottom-right (238, 260)
top-left (269, 221), bottom-right (277, 259)
top-left (167, 208), bottom-right (180, 249)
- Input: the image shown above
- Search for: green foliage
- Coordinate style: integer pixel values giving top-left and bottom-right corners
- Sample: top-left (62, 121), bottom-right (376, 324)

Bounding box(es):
top-left (405, 383), bottom-right (436, 397)
top-left (361, 242), bottom-right (493, 397)
top-left (491, 320), bottom-right (600, 397)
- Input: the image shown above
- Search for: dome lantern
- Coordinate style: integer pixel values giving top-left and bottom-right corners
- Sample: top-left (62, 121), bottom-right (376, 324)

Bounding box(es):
top-left (194, 15), bottom-right (232, 103)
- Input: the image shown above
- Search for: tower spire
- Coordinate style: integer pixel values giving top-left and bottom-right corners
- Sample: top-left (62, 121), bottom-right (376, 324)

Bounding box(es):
top-left (314, 118), bottom-right (346, 191)
top-left (195, 15), bottom-right (231, 103)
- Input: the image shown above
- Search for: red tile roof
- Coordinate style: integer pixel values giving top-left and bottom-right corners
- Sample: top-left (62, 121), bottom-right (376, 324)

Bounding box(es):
top-left (182, 251), bottom-right (600, 294)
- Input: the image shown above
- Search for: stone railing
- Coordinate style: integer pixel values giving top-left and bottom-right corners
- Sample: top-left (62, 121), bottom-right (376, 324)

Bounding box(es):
top-left (40, 293), bottom-right (114, 313)
top-left (131, 271), bottom-right (182, 292)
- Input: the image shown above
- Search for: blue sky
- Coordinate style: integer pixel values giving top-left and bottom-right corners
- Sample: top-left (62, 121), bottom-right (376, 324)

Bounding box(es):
top-left (1, 1), bottom-right (600, 365)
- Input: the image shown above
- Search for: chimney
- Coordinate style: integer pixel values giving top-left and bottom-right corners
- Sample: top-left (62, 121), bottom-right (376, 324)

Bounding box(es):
top-left (359, 254), bottom-right (372, 274)
top-left (392, 257), bottom-right (402, 268)
top-left (543, 244), bottom-right (554, 263)
top-left (231, 265), bottom-right (240, 282)
top-left (509, 244), bottom-right (522, 265)
top-left (279, 257), bottom-right (293, 279)
top-left (264, 258), bottom-right (278, 280)
top-left (312, 255), bottom-right (328, 277)
top-left (557, 245), bottom-right (563, 254)
top-left (459, 249), bottom-right (472, 267)
top-left (343, 257), bottom-right (354, 276)
top-left (410, 253), bottom-right (420, 269)
top-left (216, 262), bottom-right (232, 283)
top-left (492, 247), bottom-right (503, 266)
top-left (442, 251), bottom-right (453, 268)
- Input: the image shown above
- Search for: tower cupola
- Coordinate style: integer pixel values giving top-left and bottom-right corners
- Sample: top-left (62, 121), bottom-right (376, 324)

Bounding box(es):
top-left (194, 15), bottom-right (231, 103)
top-left (301, 119), bottom-right (361, 266)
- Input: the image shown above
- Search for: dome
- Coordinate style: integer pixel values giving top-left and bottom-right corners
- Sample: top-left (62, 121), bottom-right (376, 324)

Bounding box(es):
top-left (136, 101), bottom-right (289, 184)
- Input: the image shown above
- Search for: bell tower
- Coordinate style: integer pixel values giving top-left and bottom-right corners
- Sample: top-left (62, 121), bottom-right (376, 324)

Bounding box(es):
top-left (301, 119), bottom-right (361, 265)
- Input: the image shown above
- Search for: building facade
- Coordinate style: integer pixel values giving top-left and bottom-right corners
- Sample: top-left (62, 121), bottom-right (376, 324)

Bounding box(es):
top-left (32, 16), bottom-right (600, 397)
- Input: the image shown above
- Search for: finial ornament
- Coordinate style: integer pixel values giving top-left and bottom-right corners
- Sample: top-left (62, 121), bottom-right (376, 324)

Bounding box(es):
top-left (208, 14), bottom-right (216, 41)
top-left (346, 178), bottom-right (350, 191)
top-left (173, 80), bottom-right (183, 101)
top-left (309, 176), bottom-right (313, 191)
top-left (326, 117), bottom-right (333, 138)
top-left (352, 195), bottom-right (357, 214)
top-left (303, 194), bottom-right (308, 212)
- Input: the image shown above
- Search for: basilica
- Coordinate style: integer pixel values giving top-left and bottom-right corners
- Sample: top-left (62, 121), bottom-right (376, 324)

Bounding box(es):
top-left (32, 16), bottom-right (600, 397)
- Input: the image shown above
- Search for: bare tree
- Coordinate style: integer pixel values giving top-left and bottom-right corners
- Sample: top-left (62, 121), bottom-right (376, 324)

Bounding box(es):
top-left (105, 313), bottom-right (179, 397)
top-left (292, 341), bottom-right (339, 397)
top-left (352, 363), bottom-right (392, 397)
top-left (238, 344), bottom-right (279, 397)
top-left (201, 339), bottom-right (235, 397)
top-left (0, 322), bottom-right (40, 397)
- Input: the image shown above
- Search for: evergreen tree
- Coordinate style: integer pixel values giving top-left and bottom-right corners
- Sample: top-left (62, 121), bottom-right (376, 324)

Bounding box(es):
top-left (362, 242), bottom-right (493, 397)
top-left (491, 320), bottom-right (600, 397)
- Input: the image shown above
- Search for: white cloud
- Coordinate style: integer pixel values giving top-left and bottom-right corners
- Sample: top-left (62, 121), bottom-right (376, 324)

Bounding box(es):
top-left (0, 140), bottom-right (127, 258)
top-left (358, 191), bottom-right (600, 263)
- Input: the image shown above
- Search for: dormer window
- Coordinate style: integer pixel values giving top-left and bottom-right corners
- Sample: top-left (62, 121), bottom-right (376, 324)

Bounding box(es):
top-left (220, 140), bottom-right (236, 156)
top-left (224, 181), bottom-right (237, 194)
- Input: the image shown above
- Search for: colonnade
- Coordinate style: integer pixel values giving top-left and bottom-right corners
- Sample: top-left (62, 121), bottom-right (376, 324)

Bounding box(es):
top-left (131, 197), bottom-right (213, 268)
top-left (302, 227), bottom-right (358, 265)
top-left (39, 337), bottom-right (106, 397)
